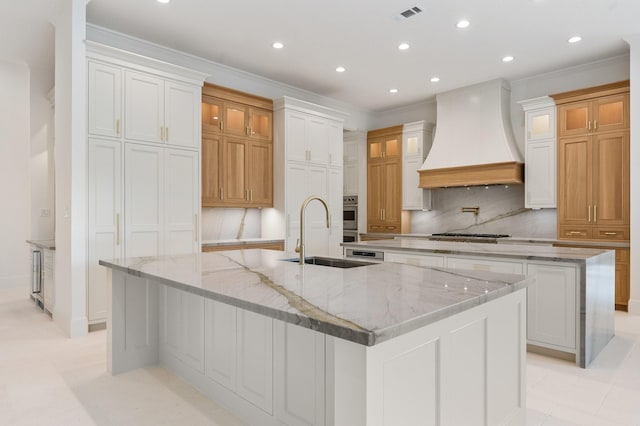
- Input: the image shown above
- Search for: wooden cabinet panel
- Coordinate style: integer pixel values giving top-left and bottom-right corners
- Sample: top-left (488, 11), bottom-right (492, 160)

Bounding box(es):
top-left (223, 101), bottom-right (249, 137)
top-left (367, 162), bottom-right (384, 231)
top-left (201, 134), bottom-right (221, 206)
top-left (249, 107), bottom-right (273, 141)
top-left (248, 141), bottom-right (273, 206)
top-left (593, 94), bottom-right (628, 133)
top-left (558, 101), bottom-right (590, 137)
top-left (222, 137), bottom-right (248, 204)
top-left (557, 136), bottom-right (591, 226)
top-left (592, 131), bottom-right (629, 227)
top-left (383, 159), bottom-right (402, 230)
top-left (202, 96), bottom-right (223, 134)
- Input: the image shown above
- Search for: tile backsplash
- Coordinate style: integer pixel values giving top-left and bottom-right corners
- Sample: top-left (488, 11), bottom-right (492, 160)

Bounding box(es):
top-left (410, 185), bottom-right (557, 238)
top-left (201, 208), bottom-right (262, 240)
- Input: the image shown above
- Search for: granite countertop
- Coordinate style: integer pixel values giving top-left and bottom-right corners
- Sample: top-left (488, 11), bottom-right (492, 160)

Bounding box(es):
top-left (201, 238), bottom-right (285, 247)
top-left (99, 249), bottom-right (531, 346)
top-left (26, 239), bottom-right (56, 250)
top-left (343, 239), bottom-right (611, 263)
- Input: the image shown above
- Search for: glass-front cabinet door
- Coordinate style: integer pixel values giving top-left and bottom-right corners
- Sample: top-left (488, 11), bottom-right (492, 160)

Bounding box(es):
top-left (202, 96), bottom-right (222, 134)
top-left (223, 101), bottom-right (248, 137)
top-left (558, 101), bottom-right (590, 137)
top-left (526, 107), bottom-right (555, 141)
top-left (593, 94), bottom-right (629, 134)
top-left (249, 108), bottom-right (273, 141)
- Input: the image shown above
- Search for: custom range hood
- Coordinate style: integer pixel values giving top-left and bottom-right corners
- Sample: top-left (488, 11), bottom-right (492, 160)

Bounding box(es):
top-left (418, 79), bottom-right (524, 188)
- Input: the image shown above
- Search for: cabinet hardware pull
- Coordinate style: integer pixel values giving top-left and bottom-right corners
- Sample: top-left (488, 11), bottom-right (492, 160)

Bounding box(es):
top-left (569, 231), bottom-right (582, 235)
top-left (604, 232), bottom-right (617, 236)
top-left (220, 187), bottom-right (224, 200)
top-left (220, 121), bottom-right (224, 131)
top-left (250, 189), bottom-right (253, 201)
top-left (194, 214), bottom-right (198, 242)
top-left (116, 213), bottom-right (120, 245)
top-left (588, 121), bottom-right (591, 131)
top-left (246, 126), bottom-right (250, 136)
top-left (116, 119), bottom-right (120, 135)
top-left (379, 209), bottom-right (382, 221)
top-left (588, 205), bottom-right (591, 222)
top-left (594, 120), bottom-right (597, 130)
top-left (594, 205), bottom-right (597, 222)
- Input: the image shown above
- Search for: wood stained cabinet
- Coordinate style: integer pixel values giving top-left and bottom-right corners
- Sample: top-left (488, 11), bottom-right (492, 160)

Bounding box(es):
top-left (201, 83), bottom-right (273, 208)
top-left (367, 126), bottom-right (409, 233)
top-left (553, 80), bottom-right (630, 309)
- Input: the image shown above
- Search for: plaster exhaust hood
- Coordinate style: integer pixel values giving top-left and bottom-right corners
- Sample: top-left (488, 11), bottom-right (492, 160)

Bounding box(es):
top-left (418, 79), bottom-right (524, 188)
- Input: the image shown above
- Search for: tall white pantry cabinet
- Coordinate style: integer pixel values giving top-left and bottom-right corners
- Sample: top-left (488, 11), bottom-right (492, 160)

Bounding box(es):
top-left (87, 42), bottom-right (207, 324)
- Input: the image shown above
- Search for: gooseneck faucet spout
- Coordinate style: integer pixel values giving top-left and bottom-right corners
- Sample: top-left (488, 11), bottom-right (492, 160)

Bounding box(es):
top-left (295, 195), bottom-right (330, 264)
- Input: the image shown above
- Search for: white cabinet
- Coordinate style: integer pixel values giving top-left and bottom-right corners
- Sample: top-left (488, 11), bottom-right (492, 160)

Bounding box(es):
top-left (343, 137), bottom-right (359, 196)
top-left (519, 96), bottom-right (557, 208)
top-left (42, 249), bottom-right (55, 312)
top-left (125, 143), bottom-right (199, 258)
top-left (385, 251), bottom-right (444, 267)
top-left (274, 321), bottom-right (325, 426)
top-left (125, 71), bottom-right (200, 148)
top-left (161, 286), bottom-right (205, 373)
top-left (88, 62), bottom-right (122, 138)
top-left (205, 299), bottom-right (237, 391)
top-left (402, 121), bottom-right (434, 210)
top-left (266, 97), bottom-right (344, 254)
top-left (88, 138), bottom-right (123, 322)
top-left (526, 263), bottom-right (577, 350)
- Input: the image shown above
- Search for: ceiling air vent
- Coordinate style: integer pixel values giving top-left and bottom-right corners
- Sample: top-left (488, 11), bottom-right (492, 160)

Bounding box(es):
top-left (399, 5), bottom-right (423, 19)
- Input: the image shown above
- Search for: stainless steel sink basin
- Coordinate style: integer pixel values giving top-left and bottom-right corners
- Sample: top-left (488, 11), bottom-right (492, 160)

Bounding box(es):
top-left (281, 256), bottom-right (374, 268)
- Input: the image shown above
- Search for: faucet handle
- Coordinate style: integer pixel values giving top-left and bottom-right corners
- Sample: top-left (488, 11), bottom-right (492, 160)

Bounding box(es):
top-left (294, 238), bottom-right (300, 253)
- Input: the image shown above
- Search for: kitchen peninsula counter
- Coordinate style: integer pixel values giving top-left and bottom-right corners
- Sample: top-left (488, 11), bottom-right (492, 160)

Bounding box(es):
top-left (100, 249), bottom-right (531, 425)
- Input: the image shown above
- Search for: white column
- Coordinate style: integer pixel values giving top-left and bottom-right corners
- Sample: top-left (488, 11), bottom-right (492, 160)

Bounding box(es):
top-left (53, 0), bottom-right (89, 336)
top-left (625, 34), bottom-right (640, 315)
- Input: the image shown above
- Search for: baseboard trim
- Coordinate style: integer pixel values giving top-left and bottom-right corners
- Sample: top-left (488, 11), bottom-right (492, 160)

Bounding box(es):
top-left (527, 344), bottom-right (576, 362)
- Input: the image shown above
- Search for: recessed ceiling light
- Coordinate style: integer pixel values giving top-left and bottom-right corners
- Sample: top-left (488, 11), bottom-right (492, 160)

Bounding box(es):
top-left (389, 89), bottom-right (398, 94)
top-left (398, 43), bottom-right (410, 51)
top-left (430, 77), bottom-right (440, 83)
top-left (272, 42), bottom-right (284, 49)
top-left (335, 66), bottom-right (346, 73)
top-left (456, 19), bottom-right (470, 29)
top-left (502, 55), bottom-right (514, 62)
top-left (157, 0), bottom-right (170, 3)
top-left (568, 36), bottom-right (582, 43)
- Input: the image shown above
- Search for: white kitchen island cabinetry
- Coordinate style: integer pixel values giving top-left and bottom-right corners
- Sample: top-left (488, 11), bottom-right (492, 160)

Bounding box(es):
top-left (264, 97), bottom-right (344, 257)
top-left (344, 239), bottom-right (614, 367)
top-left (86, 42), bottom-right (207, 325)
top-left (101, 250), bottom-right (531, 426)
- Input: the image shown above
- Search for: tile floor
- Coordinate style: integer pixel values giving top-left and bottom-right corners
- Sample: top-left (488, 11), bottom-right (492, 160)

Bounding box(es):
top-left (1, 286), bottom-right (639, 425)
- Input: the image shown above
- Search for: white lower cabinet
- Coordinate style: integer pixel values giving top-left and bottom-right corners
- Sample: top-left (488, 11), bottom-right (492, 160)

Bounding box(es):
top-left (275, 322), bottom-right (325, 426)
top-left (446, 256), bottom-right (524, 274)
top-left (526, 263), bottom-right (576, 350)
top-left (385, 252), bottom-right (444, 268)
top-left (204, 299), bottom-right (237, 391)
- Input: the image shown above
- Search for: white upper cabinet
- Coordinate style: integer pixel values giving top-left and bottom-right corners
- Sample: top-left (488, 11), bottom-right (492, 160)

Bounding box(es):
top-left (88, 62), bottom-right (122, 138)
top-left (328, 120), bottom-right (343, 168)
top-left (125, 70), bottom-right (200, 149)
top-left (402, 121), bottom-right (434, 211)
top-left (519, 96), bottom-right (557, 209)
top-left (284, 109), bottom-right (342, 166)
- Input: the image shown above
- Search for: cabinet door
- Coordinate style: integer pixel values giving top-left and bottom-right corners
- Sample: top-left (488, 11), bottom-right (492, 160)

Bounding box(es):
top-left (557, 136), bottom-right (592, 226)
top-left (385, 252), bottom-right (445, 268)
top-left (402, 154), bottom-right (423, 210)
top-left (526, 264), bottom-right (576, 350)
top-left (307, 116), bottom-right (329, 165)
top-left (525, 107), bottom-right (555, 142)
top-left (382, 159), bottom-right (402, 232)
top-left (43, 250), bottom-right (55, 311)
top-left (164, 81), bottom-right (199, 148)
top-left (328, 167), bottom-right (343, 257)
top-left (344, 163), bottom-right (358, 196)
top-left (383, 134), bottom-right (401, 160)
top-left (125, 71), bottom-right (164, 143)
top-left (223, 101), bottom-right (249, 137)
top-left (367, 162), bottom-right (384, 232)
top-left (274, 322), bottom-right (325, 426)
top-left (236, 308), bottom-right (274, 414)
top-left (305, 165), bottom-right (330, 256)
top-left (205, 299), bottom-right (237, 391)
top-left (202, 96), bottom-right (223, 134)
top-left (592, 94), bottom-right (629, 134)
top-left (248, 141), bottom-right (273, 207)
top-left (368, 136), bottom-right (384, 163)
top-left (162, 285), bottom-right (183, 359)
top-left (343, 139), bottom-right (359, 164)
top-left (88, 138), bottom-right (122, 322)
top-left (164, 148), bottom-right (199, 255)
top-left (202, 134), bottom-right (221, 206)
top-left (222, 137), bottom-right (249, 205)
top-left (558, 101), bottom-right (591, 137)
top-left (182, 291), bottom-right (205, 373)
top-left (525, 139), bottom-right (556, 208)
top-left (592, 131), bottom-right (629, 227)
top-left (286, 111), bottom-right (309, 163)
top-left (125, 144), bottom-right (164, 258)
top-left (249, 107), bottom-right (273, 141)
top-left (88, 62), bottom-right (122, 138)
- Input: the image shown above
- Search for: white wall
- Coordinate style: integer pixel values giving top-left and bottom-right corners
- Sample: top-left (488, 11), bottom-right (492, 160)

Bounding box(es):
top-left (625, 35), bottom-right (639, 315)
top-left (53, 0), bottom-right (88, 337)
top-left (0, 61), bottom-right (30, 289)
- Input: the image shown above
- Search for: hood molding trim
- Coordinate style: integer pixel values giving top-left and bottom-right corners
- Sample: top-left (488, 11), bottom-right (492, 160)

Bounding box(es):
top-left (418, 161), bottom-right (523, 188)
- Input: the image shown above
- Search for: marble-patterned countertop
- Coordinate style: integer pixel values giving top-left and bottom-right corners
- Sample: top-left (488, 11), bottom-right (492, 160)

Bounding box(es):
top-left (345, 239), bottom-right (613, 262)
top-left (26, 239), bottom-right (56, 250)
top-left (99, 249), bottom-right (531, 346)
top-left (201, 238), bottom-right (284, 247)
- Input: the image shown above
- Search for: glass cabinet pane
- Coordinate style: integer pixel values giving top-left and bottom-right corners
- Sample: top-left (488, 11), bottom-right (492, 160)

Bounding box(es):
top-left (385, 138), bottom-right (399, 157)
top-left (202, 98), bottom-right (222, 133)
top-left (406, 136), bottom-right (419, 155)
top-left (565, 107), bottom-right (588, 132)
top-left (531, 115), bottom-right (550, 137)
top-left (369, 140), bottom-right (383, 159)
top-left (250, 109), bottom-right (272, 140)
top-left (225, 103), bottom-right (247, 135)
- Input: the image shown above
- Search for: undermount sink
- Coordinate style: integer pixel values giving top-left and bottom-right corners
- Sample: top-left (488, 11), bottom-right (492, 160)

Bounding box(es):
top-left (281, 256), bottom-right (374, 269)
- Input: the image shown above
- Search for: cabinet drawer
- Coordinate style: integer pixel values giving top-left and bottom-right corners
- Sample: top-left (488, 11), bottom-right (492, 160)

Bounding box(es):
top-left (368, 224), bottom-right (383, 232)
top-left (558, 226), bottom-right (591, 239)
top-left (593, 227), bottom-right (629, 241)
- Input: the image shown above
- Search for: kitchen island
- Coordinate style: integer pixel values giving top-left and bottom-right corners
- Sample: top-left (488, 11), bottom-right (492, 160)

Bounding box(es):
top-left (343, 239), bottom-right (615, 368)
top-left (100, 249), bottom-right (532, 426)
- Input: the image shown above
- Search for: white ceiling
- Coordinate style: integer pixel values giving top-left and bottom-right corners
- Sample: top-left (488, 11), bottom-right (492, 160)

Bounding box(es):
top-left (2, 0), bottom-right (637, 112)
